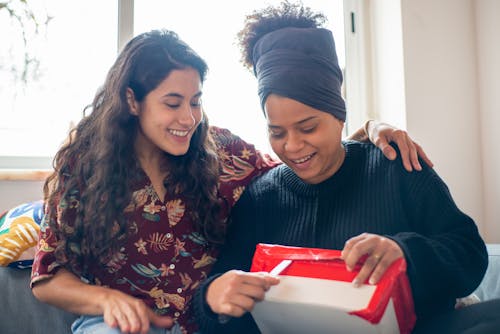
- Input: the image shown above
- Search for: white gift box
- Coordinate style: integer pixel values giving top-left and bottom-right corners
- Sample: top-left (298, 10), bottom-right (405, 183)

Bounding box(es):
top-left (250, 244), bottom-right (416, 334)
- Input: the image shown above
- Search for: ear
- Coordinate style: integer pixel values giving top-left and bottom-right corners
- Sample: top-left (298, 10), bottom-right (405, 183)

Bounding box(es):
top-left (126, 88), bottom-right (139, 116)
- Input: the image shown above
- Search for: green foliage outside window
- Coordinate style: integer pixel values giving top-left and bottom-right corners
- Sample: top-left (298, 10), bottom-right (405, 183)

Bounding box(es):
top-left (0, 0), bottom-right (51, 84)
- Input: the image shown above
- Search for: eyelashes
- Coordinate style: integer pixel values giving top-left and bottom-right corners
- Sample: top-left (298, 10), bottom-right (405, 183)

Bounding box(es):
top-left (268, 126), bottom-right (317, 139)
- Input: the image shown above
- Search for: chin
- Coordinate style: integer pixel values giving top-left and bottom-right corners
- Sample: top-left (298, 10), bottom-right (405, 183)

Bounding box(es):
top-left (163, 145), bottom-right (190, 157)
top-left (169, 149), bottom-right (190, 157)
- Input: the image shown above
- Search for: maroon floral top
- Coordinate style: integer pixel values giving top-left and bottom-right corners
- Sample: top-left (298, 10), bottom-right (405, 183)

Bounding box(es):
top-left (31, 127), bottom-right (278, 333)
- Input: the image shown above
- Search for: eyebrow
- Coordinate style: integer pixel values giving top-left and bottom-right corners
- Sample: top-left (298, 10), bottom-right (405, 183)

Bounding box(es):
top-left (268, 116), bottom-right (318, 128)
top-left (162, 91), bottom-right (203, 99)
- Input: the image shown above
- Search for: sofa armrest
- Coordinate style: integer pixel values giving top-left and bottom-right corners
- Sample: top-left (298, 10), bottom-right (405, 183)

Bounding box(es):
top-left (473, 244), bottom-right (500, 301)
top-left (0, 267), bottom-right (78, 334)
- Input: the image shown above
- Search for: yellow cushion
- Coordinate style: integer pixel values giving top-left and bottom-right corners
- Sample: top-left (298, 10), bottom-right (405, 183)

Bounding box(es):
top-left (0, 200), bottom-right (43, 268)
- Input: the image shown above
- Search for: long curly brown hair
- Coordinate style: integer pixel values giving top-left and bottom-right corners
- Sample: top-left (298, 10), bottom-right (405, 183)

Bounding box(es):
top-left (44, 30), bottom-right (222, 275)
top-left (237, 1), bottom-right (327, 71)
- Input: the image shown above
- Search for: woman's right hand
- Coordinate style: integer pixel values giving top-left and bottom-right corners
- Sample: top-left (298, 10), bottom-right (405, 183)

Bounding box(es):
top-left (100, 288), bottom-right (173, 334)
top-left (206, 270), bottom-right (279, 318)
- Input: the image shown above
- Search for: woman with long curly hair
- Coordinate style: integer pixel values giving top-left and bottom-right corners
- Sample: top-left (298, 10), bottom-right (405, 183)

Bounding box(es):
top-left (31, 28), bottom-right (429, 334)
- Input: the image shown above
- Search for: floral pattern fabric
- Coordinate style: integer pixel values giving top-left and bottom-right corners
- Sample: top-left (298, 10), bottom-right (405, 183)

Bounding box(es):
top-left (31, 126), bottom-right (278, 333)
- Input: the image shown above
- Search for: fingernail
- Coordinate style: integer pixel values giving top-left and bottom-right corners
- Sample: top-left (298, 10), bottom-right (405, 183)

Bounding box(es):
top-left (352, 279), bottom-right (360, 287)
top-left (369, 278), bottom-right (376, 285)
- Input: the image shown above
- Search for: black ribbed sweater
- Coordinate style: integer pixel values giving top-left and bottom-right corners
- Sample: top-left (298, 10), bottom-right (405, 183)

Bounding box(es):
top-left (194, 141), bottom-right (488, 333)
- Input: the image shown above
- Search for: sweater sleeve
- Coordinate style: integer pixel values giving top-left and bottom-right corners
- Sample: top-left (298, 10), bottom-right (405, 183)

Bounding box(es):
top-left (391, 161), bottom-right (488, 318)
top-left (193, 187), bottom-right (263, 334)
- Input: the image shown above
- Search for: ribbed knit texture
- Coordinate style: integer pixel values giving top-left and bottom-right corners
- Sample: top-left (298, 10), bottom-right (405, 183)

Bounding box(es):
top-left (194, 141), bottom-right (488, 334)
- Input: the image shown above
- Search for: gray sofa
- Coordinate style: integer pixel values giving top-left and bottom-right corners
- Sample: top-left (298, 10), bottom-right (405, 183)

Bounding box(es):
top-left (1, 244), bottom-right (499, 334)
top-left (1, 267), bottom-right (77, 334)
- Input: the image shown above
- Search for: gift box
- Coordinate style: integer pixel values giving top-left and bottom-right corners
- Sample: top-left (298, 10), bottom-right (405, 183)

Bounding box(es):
top-left (250, 243), bottom-right (416, 334)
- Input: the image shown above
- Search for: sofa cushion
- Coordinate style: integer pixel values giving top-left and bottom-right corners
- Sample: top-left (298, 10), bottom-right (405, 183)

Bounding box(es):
top-left (0, 200), bottom-right (43, 268)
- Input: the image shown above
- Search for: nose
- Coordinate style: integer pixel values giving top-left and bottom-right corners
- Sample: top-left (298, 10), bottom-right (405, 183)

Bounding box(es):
top-left (178, 104), bottom-right (196, 128)
top-left (284, 132), bottom-right (303, 153)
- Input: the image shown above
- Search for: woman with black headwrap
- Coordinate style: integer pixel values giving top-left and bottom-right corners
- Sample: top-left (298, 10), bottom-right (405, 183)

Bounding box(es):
top-left (194, 2), bottom-right (499, 333)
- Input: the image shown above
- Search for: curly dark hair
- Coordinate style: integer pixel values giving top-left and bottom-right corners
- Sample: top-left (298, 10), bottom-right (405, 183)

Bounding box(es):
top-left (44, 29), bottom-right (222, 276)
top-left (237, 1), bottom-right (327, 71)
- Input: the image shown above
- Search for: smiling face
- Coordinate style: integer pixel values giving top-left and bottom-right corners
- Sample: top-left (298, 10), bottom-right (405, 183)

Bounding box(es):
top-left (129, 67), bottom-right (203, 157)
top-left (265, 94), bottom-right (345, 184)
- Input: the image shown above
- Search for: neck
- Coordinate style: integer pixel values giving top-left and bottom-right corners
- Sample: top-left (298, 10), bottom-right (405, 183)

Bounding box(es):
top-left (134, 133), bottom-right (166, 176)
top-left (134, 134), bottom-right (169, 200)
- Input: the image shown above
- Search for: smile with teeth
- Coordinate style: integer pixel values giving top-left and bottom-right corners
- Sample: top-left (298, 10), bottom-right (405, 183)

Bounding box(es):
top-left (168, 129), bottom-right (189, 137)
top-left (290, 153), bottom-right (315, 164)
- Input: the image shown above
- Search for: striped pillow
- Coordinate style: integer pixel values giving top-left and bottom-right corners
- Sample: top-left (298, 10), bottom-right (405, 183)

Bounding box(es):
top-left (0, 200), bottom-right (43, 268)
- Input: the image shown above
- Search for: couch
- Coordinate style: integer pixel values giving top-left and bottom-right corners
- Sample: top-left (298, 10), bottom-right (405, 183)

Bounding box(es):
top-left (0, 244), bottom-right (499, 334)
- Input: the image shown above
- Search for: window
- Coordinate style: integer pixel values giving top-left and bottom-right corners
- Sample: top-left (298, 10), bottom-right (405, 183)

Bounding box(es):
top-left (0, 0), bottom-right (117, 168)
top-left (1, 0), bottom-right (349, 169)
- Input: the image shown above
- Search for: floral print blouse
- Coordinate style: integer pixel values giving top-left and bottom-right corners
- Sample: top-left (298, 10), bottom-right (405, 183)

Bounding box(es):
top-left (31, 127), bottom-right (278, 333)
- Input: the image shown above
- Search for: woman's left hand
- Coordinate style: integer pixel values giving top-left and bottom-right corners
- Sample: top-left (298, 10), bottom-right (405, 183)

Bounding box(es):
top-left (341, 233), bottom-right (404, 287)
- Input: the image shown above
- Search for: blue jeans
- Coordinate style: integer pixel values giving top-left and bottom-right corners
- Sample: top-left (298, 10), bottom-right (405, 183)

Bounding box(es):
top-left (71, 316), bottom-right (182, 334)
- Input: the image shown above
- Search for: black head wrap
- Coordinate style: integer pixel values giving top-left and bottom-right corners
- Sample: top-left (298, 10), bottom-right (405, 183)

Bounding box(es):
top-left (253, 27), bottom-right (346, 121)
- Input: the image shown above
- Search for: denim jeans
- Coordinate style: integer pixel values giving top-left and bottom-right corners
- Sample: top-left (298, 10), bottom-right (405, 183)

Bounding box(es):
top-left (71, 316), bottom-right (182, 334)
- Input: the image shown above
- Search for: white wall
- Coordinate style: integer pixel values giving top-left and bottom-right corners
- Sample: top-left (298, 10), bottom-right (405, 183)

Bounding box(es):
top-left (0, 181), bottom-right (44, 213)
top-left (475, 0), bottom-right (500, 242)
top-left (402, 0), bottom-right (484, 228)
top-left (368, 0), bottom-right (499, 242)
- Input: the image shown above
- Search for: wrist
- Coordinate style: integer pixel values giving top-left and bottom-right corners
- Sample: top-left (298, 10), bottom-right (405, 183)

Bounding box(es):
top-left (202, 274), bottom-right (223, 316)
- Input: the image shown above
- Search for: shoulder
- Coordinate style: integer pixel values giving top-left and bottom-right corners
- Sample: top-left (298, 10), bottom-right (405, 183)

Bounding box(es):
top-left (232, 166), bottom-right (286, 216)
top-left (341, 140), bottom-right (440, 187)
top-left (343, 140), bottom-right (385, 158)
top-left (342, 140), bottom-right (391, 172)
top-left (246, 165), bottom-right (286, 194)
top-left (209, 126), bottom-right (257, 163)
top-left (209, 126), bottom-right (245, 146)
top-left (354, 141), bottom-right (445, 190)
